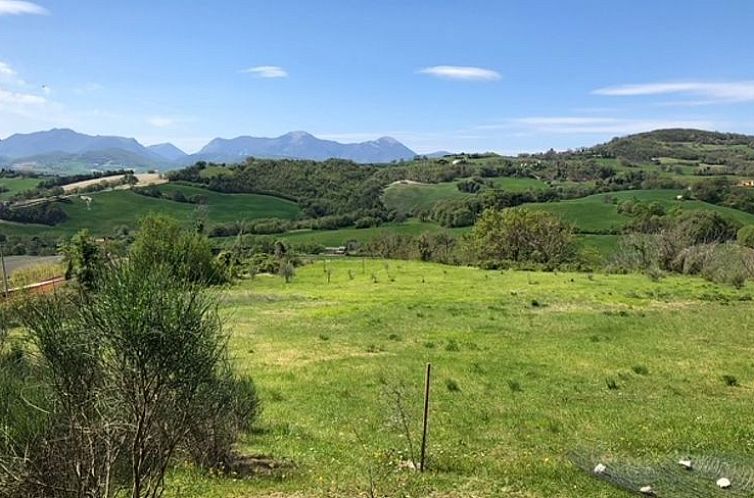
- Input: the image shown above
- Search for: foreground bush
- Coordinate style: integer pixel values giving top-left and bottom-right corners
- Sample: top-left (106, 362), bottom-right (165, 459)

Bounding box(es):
top-left (0, 261), bottom-right (258, 498)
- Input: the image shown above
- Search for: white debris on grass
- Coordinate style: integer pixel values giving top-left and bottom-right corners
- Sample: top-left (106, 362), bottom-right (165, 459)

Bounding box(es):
top-left (717, 477), bottom-right (731, 489)
top-left (593, 463), bottom-right (607, 474)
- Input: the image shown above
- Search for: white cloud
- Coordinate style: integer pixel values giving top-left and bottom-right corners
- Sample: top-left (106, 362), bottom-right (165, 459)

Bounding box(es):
top-left (0, 62), bottom-right (16, 77)
top-left (0, 1), bottom-right (48, 16)
top-left (0, 87), bottom-right (46, 106)
top-left (507, 116), bottom-right (717, 135)
top-left (147, 116), bottom-right (176, 128)
top-left (593, 81), bottom-right (754, 104)
top-left (0, 61), bottom-right (26, 86)
top-left (74, 82), bottom-right (104, 95)
top-left (241, 66), bottom-right (288, 78)
top-left (418, 65), bottom-right (501, 81)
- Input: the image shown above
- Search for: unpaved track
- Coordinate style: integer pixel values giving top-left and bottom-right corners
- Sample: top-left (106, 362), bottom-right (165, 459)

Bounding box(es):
top-left (62, 173), bottom-right (167, 192)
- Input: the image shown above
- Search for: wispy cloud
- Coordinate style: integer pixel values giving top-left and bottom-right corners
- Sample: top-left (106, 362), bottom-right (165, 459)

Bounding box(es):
top-left (0, 62), bottom-right (16, 77)
top-left (0, 1), bottom-right (48, 16)
top-left (74, 82), bottom-right (103, 95)
top-left (504, 116), bottom-right (717, 135)
top-left (418, 65), bottom-right (501, 82)
top-left (147, 116), bottom-right (177, 128)
top-left (241, 66), bottom-right (288, 78)
top-left (593, 81), bottom-right (754, 104)
top-left (0, 61), bottom-right (27, 86)
top-left (0, 87), bottom-right (46, 106)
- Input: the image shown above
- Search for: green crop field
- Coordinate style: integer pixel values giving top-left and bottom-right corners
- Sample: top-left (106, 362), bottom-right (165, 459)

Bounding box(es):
top-left (167, 259), bottom-right (754, 497)
top-left (0, 186), bottom-right (301, 238)
top-left (525, 189), bottom-right (754, 233)
top-left (279, 220), bottom-right (467, 247)
top-left (383, 181), bottom-right (471, 214)
top-left (383, 177), bottom-right (550, 214)
top-left (0, 177), bottom-right (42, 201)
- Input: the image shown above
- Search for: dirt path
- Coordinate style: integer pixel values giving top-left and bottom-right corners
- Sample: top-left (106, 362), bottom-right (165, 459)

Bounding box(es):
top-left (62, 173), bottom-right (167, 192)
top-left (388, 179), bottom-right (430, 187)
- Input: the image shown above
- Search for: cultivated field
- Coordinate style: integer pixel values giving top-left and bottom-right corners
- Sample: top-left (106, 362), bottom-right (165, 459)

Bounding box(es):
top-left (0, 177), bottom-right (42, 201)
top-left (0, 186), bottom-right (302, 238)
top-left (167, 259), bottom-right (754, 497)
top-left (61, 172), bottom-right (167, 192)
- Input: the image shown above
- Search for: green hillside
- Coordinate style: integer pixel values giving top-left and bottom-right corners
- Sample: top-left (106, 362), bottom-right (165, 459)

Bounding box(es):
top-left (0, 186), bottom-right (301, 238)
top-left (384, 177), bottom-right (549, 214)
top-left (526, 189), bottom-right (754, 233)
top-left (0, 177), bottom-right (42, 201)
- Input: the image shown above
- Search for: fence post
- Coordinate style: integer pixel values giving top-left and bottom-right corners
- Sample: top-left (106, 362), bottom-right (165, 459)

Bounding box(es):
top-left (0, 242), bottom-right (8, 299)
top-left (420, 362), bottom-right (431, 472)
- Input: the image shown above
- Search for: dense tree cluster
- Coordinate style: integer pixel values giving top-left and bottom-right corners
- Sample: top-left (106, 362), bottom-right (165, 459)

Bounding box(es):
top-left (0, 200), bottom-right (68, 225)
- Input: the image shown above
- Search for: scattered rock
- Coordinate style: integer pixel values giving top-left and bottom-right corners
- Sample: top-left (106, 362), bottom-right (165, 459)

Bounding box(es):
top-left (398, 460), bottom-right (417, 471)
top-left (593, 463), bottom-right (607, 474)
top-left (640, 485), bottom-right (656, 496)
top-left (717, 477), bottom-right (731, 489)
top-left (678, 459), bottom-right (693, 470)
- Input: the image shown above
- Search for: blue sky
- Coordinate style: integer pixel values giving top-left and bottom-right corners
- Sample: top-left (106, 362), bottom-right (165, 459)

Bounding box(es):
top-left (1, 0), bottom-right (753, 153)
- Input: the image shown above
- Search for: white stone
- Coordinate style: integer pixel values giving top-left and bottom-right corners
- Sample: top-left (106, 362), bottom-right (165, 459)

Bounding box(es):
top-left (593, 463), bottom-right (607, 474)
top-left (678, 459), bottom-right (693, 470)
top-left (717, 477), bottom-right (731, 489)
top-left (640, 485), bottom-right (655, 496)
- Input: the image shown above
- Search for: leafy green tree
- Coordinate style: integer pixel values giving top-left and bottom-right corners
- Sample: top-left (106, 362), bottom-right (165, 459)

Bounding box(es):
top-left (130, 215), bottom-right (226, 285)
top-left (738, 225), bottom-right (754, 248)
top-left (674, 211), bottom-right (741, 245)
top-left (468, 208), bottom-right (577, 267)
top-left (691, 177), bottom-right (733, 204)
top-left (62, 230), bottom-right (106, 291)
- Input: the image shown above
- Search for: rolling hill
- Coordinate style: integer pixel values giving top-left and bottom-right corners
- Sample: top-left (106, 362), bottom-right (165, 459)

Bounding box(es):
top-left (0, 184), bottom-right (301, 239)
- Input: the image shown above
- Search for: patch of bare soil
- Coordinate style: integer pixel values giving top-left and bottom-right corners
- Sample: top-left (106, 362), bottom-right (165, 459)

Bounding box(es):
top-left (224, 453), bottom-right (295, 478)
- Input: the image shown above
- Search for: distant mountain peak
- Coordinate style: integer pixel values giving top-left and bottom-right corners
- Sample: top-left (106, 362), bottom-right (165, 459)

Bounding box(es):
top-left (375, 136), bottom-right (400, 145)
top-left (195, 130), bottom-right (416, 163)
top-left (147, 142), bottom-right (187, 161)
top-left (284, 130), bottom-right (314, 140)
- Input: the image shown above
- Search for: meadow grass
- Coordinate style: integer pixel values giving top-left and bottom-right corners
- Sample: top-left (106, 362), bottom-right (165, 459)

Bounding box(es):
top-left (278, 221), bottom-right (468, 247)
top-left (0, 177), bottom-right (42, 201)
top-left (167, 259), bottom-right (754, 497)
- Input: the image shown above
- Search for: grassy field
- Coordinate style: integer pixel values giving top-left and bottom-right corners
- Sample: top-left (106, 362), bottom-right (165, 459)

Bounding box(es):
top-left (383, 181), bottom-right (472, 214)
top-left (525, 189), bottom-right (754, 233)
top-left (383, 177), bottom-right (549, 214)
top-left (279, 221), bottom-right (467, 247)
top-left (0, 255), bottom-right (62, 276)
top-left (0, 186), bottom-right (301, 238)
top-left (167, 259), bottom-right (754, 497)
top-left (0, 177), bottom-right (42, 201)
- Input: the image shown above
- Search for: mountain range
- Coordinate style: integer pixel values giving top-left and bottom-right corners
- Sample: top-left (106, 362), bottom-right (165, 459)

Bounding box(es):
top-left (0, 129), bottom-right (418, 174)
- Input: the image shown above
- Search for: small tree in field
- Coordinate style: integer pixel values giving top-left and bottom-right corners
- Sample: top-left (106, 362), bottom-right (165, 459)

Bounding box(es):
top-left (62, 229), bottom-right (106, 291)
top-left (129, 215), bottom-right (227, 285)
top-left (467, 207), bottom-right (577, 268)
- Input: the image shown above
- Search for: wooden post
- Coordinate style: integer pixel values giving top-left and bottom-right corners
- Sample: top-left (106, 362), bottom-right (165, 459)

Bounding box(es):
top-left (420, 362), bottom-right (431, 472)
top-left (0, 241), bottom-right (8, 299)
